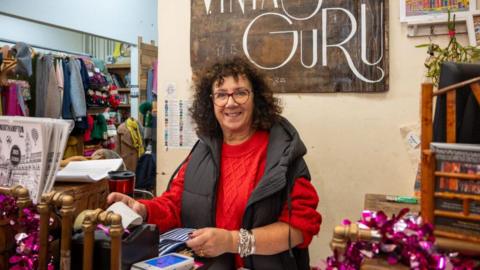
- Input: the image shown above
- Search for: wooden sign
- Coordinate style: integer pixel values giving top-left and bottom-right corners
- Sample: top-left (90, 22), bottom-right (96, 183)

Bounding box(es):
top-left (191, 0), bottom-right (389, 93)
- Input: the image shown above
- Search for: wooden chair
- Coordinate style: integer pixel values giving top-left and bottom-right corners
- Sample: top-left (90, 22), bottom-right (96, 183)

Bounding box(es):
top-left (420, 79), bottom-right (480, 244)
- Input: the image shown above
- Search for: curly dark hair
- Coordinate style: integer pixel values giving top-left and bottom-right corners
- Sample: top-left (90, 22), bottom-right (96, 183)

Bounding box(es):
top-left (190, 57), bottom-right (283, 137)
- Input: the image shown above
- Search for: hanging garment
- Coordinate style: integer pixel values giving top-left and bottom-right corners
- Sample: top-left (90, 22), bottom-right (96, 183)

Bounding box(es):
top-left (84, 114), bottom-right (94, 142)
top-left (126, 118), bottom-right (145, 157)
top-left (27, 53), bottom-right (38, 115)
top-left (61, 59), bottom-right (73, 119)
top-left (34, 54), bottom-right (61, 118)
top-left (115, 122), bottom-right (140, 171)
top-left (44, 54), bottom-right (61, 118)
top-left (146, 68), bottom-right (154, 102)
top-left (68, 58), bottom-right (87, 118)
top-left (63, 136), bottom-right (81, 159)
top-left (70, 116), bottom-right (88, 135)
top-left (12, 42), bottom-right (32, 77)
top-left (77, 58), bottom-right (90, 91)
top-left (91, 114), bottom-right (108, 140)
top-left (152, 60), bottom-right (157, 95)
top-left (434, 62), bottom-right (480, 143)
top-left (16, 84), bottom-right (29, 116)
top-left (2, 83), bottom-right (22, 116)
top-left (56, 59), bottom-right (64, 90)
top-left (35, 53), bottom-right (47, 117)
top-left (135, 152), bottom-right (156, 191)
top-left (92, 58), bottom-right (107, 74)
top-left (139, 102), bottom-right (153, 141)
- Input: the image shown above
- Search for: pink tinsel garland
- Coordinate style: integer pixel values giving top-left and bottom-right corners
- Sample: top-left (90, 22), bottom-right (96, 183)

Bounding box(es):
top-left (325, 209), bottom-right (478, 270)
top-left (0, 194), bottom-right (54, 270)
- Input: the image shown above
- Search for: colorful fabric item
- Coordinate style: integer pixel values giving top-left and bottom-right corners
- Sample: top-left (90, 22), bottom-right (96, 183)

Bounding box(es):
top-left (2, 83), bottom-right (22, 116)
top-left (158, 228), bottom-right (195, 256)
top-left (91, 114), bottom-right (108, 140)
top-left (92, 58), bottom-right (107, 74)
top-left (16, 85), bottom-right (28, 116)
top-left (84, 114), bottom-right (94, 141)
top-left (126, 118), bottom-right (145, 157)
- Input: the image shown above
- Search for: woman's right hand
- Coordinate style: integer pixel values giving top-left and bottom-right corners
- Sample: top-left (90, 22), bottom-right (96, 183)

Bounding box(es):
top-left (107, 192), bottom-right (148, 220)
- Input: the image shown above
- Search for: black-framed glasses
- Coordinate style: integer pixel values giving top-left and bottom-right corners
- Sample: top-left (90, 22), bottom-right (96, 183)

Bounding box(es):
top-left (211, 88), bottom-right (251, 106)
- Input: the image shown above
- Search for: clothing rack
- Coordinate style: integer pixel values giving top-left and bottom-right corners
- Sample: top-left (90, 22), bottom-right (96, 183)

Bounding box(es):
top-left (0, 37), bottom-right (92, 57)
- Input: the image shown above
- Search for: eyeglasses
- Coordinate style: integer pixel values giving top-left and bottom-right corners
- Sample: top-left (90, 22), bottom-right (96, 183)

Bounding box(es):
top-left (211, 88), bottom-right (251, 106)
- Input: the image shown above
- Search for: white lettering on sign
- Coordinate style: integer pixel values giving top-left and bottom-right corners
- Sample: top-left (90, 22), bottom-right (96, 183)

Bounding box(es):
top-left (203, 1), bottom-right (385, 84)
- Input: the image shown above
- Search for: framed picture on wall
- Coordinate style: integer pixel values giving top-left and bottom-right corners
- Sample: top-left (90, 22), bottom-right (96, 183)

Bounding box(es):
top-left (400, 1), bottom-right (476, 23)
top-left (466, 11), bottom-right (480, 46)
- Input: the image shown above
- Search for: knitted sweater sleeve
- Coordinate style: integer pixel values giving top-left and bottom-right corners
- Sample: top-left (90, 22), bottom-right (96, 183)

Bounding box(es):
top-left (138, 161), bottom-right (188, 233)
top-left (278, 177), bottom-right (321, 248)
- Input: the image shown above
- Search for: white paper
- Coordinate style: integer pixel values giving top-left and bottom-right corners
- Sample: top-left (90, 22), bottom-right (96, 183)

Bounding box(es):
top-left (164, 99), bottom-right (198, 150)
top-left (106, 201), bottom-right (143, 229)
top-left (56, 158), bottom-right (123, 182)
top-left (43, 119), bottom-right (74, 194)
top-left (406, 131), bottom-right (421, 149)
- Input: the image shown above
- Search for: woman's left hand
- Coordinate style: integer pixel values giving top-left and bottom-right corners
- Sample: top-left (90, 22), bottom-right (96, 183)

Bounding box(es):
top-left (185, 227), bottom-right (235, 257)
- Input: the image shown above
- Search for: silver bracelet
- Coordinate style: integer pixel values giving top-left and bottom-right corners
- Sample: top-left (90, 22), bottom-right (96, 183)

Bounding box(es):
top-left (238, 228), bottom-right (255, 257)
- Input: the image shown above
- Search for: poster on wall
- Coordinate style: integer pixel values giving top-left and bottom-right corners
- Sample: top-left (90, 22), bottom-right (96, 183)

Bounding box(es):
top-left (400, 0), bottom-right (476, 23)
top-left (191, 0), bottom-right (389, 93)
top-left (164, 99), bottom-right (198, 150)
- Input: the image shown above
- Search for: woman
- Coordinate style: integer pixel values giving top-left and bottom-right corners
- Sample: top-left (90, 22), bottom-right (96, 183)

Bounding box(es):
top-left (108, 57), bottom-right (321, 270)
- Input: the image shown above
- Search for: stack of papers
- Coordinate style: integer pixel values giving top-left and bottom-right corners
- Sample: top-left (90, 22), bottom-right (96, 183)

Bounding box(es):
top-left (56, 158), bottom-right (123, 182)
top-left (0, 116), bottom-right (73, 203)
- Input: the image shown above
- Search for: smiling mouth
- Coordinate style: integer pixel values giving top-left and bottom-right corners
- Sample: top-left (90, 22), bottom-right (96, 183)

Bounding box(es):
top-left (225, 112), bottom-right (241, 117)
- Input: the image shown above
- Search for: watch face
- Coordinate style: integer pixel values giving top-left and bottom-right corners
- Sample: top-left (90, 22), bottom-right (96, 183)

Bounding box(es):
top-left (145, 254), bottom-right (187, 268)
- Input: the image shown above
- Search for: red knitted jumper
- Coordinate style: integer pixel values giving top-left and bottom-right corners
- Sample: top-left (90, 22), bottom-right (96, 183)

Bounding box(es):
top-left (215, 130), bottom-right (269, 232)
top-left (140, 131), bottom-right (321, 264)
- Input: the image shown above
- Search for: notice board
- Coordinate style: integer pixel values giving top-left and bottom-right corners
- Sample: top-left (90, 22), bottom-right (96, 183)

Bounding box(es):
top-left (191, 0), bottom-right (389, 93)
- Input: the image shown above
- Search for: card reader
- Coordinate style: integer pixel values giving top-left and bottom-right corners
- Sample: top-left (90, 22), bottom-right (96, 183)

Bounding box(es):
top-left (131, 253), bottom-right (194, 270)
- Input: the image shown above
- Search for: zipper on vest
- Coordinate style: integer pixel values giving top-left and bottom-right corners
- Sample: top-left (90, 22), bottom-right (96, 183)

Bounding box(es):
top-left (210, 149), bottom-right (220, 227)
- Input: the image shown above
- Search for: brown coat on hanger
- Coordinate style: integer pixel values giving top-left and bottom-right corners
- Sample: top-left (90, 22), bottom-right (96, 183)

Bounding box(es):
top-left (115, 122), bottom-right (139, 171)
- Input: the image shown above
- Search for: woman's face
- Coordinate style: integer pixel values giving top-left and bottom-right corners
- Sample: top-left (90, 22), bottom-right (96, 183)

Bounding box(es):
top-left (212, 75), bottom-right (255, 137)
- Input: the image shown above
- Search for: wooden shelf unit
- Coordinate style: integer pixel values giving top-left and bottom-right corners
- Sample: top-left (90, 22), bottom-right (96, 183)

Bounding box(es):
top-left (420, 79), bottom-right (480, 245)
top-left (106, 63), bottom-right (130, 69)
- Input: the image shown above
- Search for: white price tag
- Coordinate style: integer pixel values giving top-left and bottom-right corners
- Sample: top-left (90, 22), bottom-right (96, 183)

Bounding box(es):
top-left (406, 132), bottom-right (421, 149)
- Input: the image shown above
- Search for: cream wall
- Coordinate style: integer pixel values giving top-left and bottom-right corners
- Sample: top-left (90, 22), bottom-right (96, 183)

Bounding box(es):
top-left (156, 1), bottom-right (470, 264)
